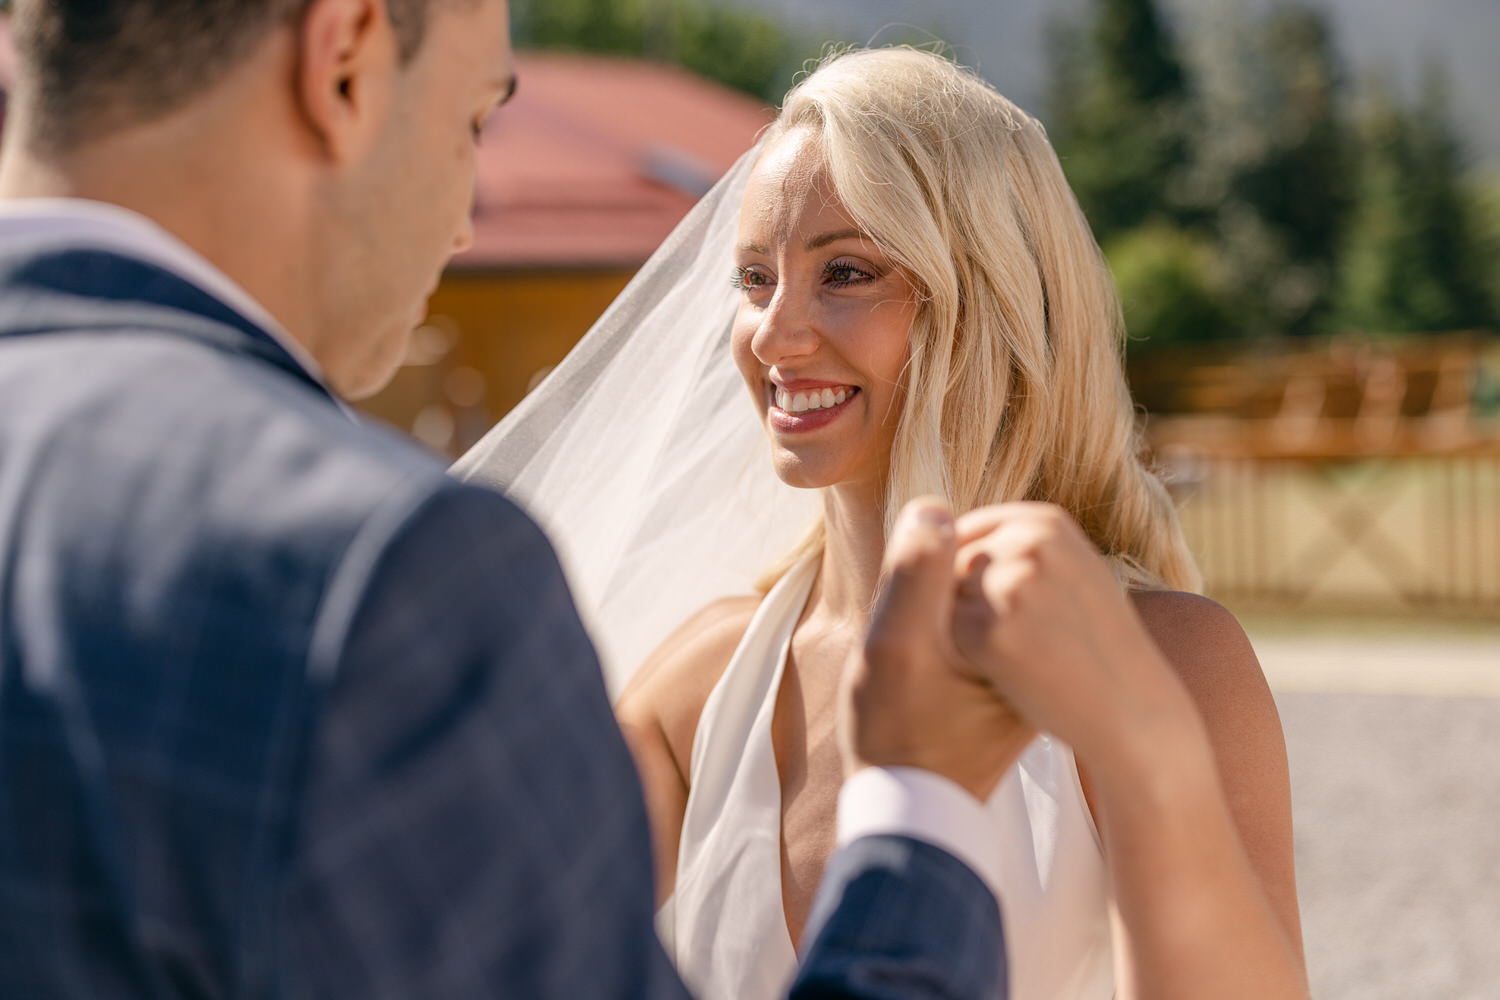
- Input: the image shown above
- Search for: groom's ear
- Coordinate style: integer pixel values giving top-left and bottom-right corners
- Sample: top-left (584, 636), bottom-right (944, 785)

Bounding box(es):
top-left (294, 0), bottom-right (399, 164)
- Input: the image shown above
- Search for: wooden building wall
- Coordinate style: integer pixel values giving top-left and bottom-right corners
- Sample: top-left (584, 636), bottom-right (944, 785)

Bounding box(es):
top-left (357, 268), bottom-right (635, 454)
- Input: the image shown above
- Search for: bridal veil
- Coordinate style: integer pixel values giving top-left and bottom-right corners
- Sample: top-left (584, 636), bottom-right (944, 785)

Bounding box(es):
top-left (452, 146), bottom-right (819, 696)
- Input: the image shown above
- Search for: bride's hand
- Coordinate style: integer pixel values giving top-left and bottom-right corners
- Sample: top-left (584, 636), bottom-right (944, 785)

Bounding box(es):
top-left (840, 497), bottom-right (1035, 802)
top-left (950, 503), bottom-right (1311, 1000)
top-left (949, 502), bottom-right (1192, 764)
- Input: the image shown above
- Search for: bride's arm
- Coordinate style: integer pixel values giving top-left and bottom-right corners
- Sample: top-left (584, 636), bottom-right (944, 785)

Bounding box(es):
top-left (1088, 591), bottom-right (1305, 1000)
top-left (952, 503), bottom-right (1309, 1000)
top-left (1114, 591), bottom-right (1303, 972)
top-left (614, 597), bottom-right (759, 907)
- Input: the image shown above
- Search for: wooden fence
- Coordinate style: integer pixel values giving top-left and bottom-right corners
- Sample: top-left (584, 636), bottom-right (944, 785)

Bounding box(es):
top-left (1165, 449), bottom-right (1500, 617)
top-left (1137, 333), bottom-right (1500, 618)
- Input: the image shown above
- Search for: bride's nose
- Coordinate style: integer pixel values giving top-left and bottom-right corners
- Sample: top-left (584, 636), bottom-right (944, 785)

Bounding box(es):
top-left (750, 286), bottom-right (819, 365)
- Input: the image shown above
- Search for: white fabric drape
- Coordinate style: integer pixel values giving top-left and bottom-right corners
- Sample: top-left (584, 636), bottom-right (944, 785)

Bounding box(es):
top-left (452, 146), bottom-right (820, 696)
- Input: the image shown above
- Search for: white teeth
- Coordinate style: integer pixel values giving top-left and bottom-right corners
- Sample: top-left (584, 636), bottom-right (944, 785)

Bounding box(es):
top-left (774, 386), bottom-right (854, 414)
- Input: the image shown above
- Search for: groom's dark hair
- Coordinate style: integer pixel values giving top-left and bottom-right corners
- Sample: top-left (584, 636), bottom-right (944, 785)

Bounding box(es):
top-left (10, 0), bottom-right (456, 150)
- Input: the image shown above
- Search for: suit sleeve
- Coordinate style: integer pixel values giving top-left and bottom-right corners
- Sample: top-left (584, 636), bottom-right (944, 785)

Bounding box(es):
top-left (275, 484), bottom-right (688, 1000)
top-left (792, 835), bottom-right (1008, 1000)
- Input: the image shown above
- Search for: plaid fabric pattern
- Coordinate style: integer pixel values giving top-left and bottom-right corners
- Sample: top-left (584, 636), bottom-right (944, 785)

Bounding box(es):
top-left (277, 486), bottom-right (686, 999)
top-left (792, 836), bottom-right (1006, 1000)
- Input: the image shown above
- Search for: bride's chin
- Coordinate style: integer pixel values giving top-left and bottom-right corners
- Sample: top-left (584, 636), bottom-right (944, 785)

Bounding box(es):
top-left (769, 454), bottom-right (838, 492)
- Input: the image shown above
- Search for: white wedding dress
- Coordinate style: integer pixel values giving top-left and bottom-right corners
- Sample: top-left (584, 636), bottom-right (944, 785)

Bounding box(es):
top-left (657, 555), bottom-right (1117, 1000)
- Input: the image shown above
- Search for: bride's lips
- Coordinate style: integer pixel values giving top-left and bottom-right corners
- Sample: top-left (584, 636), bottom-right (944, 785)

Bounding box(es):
top-left (766, 381), bottom-right (859, 433)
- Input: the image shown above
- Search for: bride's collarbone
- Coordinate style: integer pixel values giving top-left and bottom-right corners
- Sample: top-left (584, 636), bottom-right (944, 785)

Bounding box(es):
top-left (788, 610), bottom-right (863, 673)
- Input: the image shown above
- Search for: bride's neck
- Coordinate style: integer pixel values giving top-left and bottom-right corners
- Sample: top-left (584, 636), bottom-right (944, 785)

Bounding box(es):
top-left (811, 484), bottom-right (888, 624)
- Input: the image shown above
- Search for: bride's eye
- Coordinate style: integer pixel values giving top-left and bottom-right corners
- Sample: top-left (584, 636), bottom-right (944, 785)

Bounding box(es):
top-left (824, 260), bottom-right (875, 287)
top-left (731, 265), bottom-right (771, 292)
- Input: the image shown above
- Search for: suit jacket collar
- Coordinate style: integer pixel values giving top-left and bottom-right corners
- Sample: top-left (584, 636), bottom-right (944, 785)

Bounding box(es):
top-left (0, 243), bottom-right (336, 404)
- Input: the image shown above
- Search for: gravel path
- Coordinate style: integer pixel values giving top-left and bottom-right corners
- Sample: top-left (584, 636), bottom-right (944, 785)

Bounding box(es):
top-left (1279, 692), bottom-right (1500, 999)
top-left (1251, 628), bottom-right (1500, 999)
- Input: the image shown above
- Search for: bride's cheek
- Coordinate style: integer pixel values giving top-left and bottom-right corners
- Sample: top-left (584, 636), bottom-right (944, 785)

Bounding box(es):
top-left (730, 328), bottom-right (761, 386)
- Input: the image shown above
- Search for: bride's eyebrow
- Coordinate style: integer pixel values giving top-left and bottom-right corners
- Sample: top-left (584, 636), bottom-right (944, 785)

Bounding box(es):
top-left (805, 228), bottom-right (865, 250)
top-left (735, 229), bottom-right (868, 256)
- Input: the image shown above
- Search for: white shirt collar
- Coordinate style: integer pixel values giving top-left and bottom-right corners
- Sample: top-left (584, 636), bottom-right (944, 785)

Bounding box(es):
top-left (0, 197), bottom-right (327, 383)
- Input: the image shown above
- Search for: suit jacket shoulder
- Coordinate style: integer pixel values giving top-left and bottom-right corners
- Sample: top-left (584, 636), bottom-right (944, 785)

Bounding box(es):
top-left (0, 242), bottom-right (501, 996)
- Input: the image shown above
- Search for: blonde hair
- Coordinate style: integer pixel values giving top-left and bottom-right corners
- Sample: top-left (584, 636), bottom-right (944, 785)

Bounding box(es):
top-left (762, 47), bottom-right (1200, 592)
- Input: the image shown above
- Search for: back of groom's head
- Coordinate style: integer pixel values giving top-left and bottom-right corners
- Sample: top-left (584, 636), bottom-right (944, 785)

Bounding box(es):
top-left (10, 0), bottom-right (447, 151)
top-left (1, 0), bottom-right (513, 401)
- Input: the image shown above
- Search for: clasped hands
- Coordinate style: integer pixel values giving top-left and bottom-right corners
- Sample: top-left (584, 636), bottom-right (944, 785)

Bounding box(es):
top-left (843, 497), bottom-right (1179, 801)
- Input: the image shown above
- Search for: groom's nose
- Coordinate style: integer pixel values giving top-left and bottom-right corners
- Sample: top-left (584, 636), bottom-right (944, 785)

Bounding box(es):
top-left (453, 211), bottom-right (475, 254)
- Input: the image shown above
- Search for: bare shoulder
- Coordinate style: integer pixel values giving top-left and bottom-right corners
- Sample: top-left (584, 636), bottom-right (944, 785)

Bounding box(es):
top-left (1129, 589), bottom-right (1288, 783)
top-left (1127, 592), bottom-right (1303, 956)
top-left (614, 594), bottom-right (763, 774)
top-left (1129, 590), bottom-right (1267, 702)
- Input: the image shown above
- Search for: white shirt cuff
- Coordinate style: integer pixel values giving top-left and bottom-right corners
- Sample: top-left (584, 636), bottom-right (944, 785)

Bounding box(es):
top-left (836, 766), bottom-right (1002, 899)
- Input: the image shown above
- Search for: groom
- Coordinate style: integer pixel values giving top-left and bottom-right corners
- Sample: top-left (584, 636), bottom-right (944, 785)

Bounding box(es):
top-left (0, 1), bottom-right (1028, 997)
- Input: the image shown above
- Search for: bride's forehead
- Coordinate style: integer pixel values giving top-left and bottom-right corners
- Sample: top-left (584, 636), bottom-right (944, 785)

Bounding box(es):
top-left (737, 130), bottom-right (850, 243)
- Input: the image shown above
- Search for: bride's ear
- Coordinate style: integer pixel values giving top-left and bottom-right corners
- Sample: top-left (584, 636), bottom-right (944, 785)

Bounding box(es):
top-left (294, 0), bottom-right (398, 164)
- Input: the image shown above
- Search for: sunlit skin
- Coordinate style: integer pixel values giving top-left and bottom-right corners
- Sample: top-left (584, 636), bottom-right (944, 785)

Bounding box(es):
top-left (308, 0), bottom-right (518, 398)
top-left (730, 127), bottom-right (919, 509)
top-left (724, 129), bottom-right (934, 939)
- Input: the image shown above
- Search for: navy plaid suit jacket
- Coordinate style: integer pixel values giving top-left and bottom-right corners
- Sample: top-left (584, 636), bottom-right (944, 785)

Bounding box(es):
top-left (0, 233), bottom-right (1006, 999)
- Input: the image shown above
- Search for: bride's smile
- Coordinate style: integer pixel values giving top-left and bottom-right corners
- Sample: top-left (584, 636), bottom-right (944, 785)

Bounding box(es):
top-left (771, 382), bottom-right (855, 415)
top-left (730, 128), bottom-right (918, 493)
top-left (766, 380), bottom-right (858, 433)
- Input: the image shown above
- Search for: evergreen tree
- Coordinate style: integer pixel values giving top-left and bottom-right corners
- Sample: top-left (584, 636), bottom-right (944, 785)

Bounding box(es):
top-left (1049, 0), bottom-right (1192, 241)
top-left (510, 0), bottom-right (803, 102)
top-left (1094, 0), bottom-right (1186, 105)
top-left (1478, 174), bottom-right (1500, 327)
top-left (1182, 4), bottom-right (1351, 337)
top-left (1333, 76), bottom-right (1498, 334)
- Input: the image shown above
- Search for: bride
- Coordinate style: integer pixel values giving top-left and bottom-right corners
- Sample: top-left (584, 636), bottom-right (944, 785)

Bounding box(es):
top-left (457, 46), bottom-right (1305, 1000)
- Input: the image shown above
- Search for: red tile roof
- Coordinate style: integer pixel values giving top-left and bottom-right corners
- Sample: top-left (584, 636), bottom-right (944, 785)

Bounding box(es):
top-left (462, 52), bottom-right (774, 271)
top-left (0, 28), bottom-right (772, 271)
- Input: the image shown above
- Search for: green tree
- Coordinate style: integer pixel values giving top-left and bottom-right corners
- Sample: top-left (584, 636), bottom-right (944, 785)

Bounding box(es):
top-left (1093, 0), bottom-right (1186, 106)
top-left (1107, 223), bottom-right (1243, 351)
top-left (1478, 174), bottom-right (1500, 325)
top-left (510, 0), bottom-right (804, 102)
top-left (1332, 77), bottom-right (1498, 334)
top-left (1181, 4), bottom-right (1352, 337)
top-left (1048, 0), bottom-right (1192, 241)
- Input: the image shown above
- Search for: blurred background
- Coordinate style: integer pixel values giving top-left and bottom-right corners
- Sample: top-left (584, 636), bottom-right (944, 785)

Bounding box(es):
top-left (2, 1), bottom-right (1496, 995)
top-left (374, 0), bottom-right (1500, 626)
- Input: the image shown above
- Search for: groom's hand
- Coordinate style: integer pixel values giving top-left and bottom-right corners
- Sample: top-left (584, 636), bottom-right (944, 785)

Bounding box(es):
top-left (840, 497), bottom-right (1035, 801)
